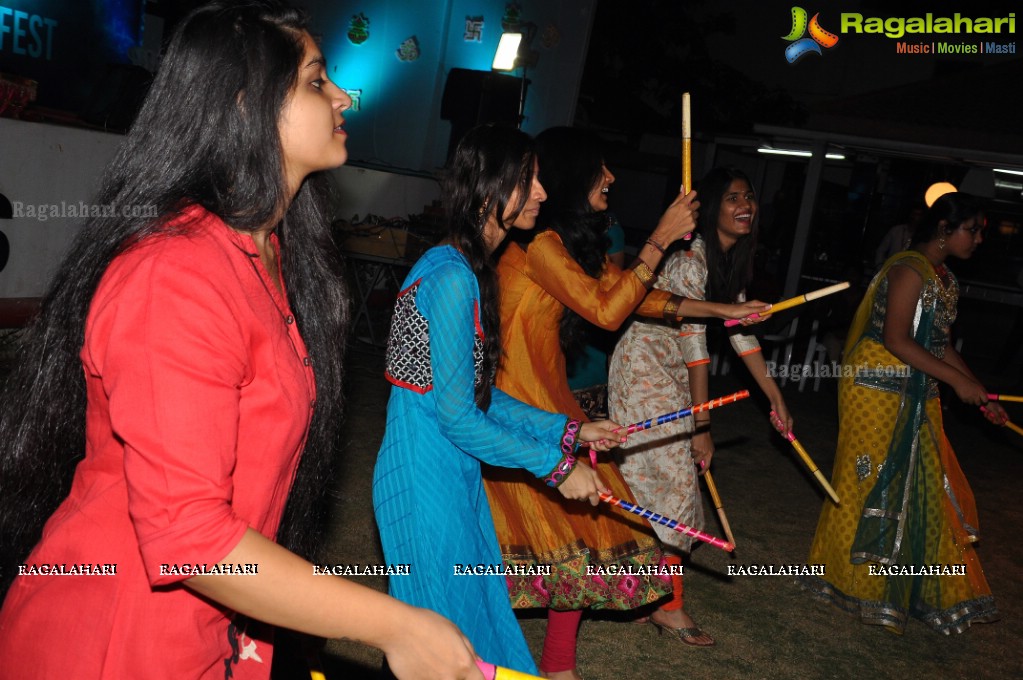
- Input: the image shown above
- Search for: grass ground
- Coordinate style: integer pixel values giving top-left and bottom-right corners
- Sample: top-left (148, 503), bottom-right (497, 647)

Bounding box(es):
top-left (272, 345), bottom-right (1023, 680)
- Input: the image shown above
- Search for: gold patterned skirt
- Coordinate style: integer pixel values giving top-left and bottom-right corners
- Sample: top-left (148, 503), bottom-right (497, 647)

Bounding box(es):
top-left (801, 338), bottom-right (998, 633)
top-left (484, 458), bottom-right (671, 611)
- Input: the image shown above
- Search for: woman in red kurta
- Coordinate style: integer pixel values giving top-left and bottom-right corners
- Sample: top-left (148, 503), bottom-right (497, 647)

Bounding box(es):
top-left (0, 3), bottom-right (481, 679)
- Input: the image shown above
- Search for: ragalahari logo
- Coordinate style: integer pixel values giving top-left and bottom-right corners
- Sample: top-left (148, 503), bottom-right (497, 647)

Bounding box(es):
top-left (782, 7), bottom-right (839, 63)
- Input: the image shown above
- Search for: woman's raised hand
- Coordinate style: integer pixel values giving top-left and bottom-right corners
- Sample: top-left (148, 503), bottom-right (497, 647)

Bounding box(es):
top-left (650, 189), bottom-right (700, 246)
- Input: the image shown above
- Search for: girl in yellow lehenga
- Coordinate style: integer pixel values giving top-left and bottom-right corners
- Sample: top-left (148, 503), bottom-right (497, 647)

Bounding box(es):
top-left (802, 192), bottom-right (1008, 634)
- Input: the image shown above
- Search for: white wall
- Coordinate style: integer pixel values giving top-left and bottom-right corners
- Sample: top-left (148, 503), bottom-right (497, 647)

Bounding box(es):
top-left (0, 117), bottom-right (120, 297)
top-left (0, 118), bottom-right (439, 297)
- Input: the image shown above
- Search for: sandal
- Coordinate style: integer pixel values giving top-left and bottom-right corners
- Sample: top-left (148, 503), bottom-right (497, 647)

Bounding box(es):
top-left (648, 618), bottom-right (716, 647)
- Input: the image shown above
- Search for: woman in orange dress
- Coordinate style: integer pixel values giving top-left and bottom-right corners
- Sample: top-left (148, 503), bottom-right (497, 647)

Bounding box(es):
top-left (484, 127), bottom-right (765, 678)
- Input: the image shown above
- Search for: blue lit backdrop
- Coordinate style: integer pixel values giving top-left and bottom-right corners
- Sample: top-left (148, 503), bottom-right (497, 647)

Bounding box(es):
top-left (0, 0), bottom-right (146, 112)
top-left (304, 0), bottom-right (597, 172)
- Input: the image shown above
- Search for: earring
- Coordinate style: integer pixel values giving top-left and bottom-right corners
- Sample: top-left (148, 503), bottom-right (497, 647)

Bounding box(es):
top-left (938, 236), bottom-right (946, 250)
top-left (477, 197), bottom-right (490, 226)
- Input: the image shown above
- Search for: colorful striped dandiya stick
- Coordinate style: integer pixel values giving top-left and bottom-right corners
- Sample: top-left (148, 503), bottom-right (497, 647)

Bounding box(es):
top-left (702, 469), bottom-right (736, 549)
top-left (600, 492), bottom-right (734, 552)
top-left (617, 390), bottom-right (750, 435)
top-left (769, 411), bottom-right (841, 504)
top-left (987, 393), bottom-right (1023, 403)
top-left (681, 92), bottom-right (693, 241)
top-left (476, 659), bottom-right (545, 679)
top-left (981, 406), bottom-right (1023, 438)
top-left (724, 281), bottom-right (850, 327)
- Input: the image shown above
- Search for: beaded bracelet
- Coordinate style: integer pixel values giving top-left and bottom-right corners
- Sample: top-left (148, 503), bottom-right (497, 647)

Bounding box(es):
top-left (645, 237), bottom-right (666, 254)
top-left (545, 419), bottom-right (581, 488)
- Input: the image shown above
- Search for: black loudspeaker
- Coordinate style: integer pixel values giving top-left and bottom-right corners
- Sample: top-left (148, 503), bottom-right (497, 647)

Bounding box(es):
top-left (0, 193), bottom-right (11, 274)
top-left (441, 68), bottom-right (523, 160)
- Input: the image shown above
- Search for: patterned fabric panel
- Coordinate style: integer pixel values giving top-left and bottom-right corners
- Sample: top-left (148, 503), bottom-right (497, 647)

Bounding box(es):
top-left (385, 279), bottom-right (487, 393)
top-left (385, 279), bottom-right (433, 393)
top-left (471, 301), bottom-right (488, 388)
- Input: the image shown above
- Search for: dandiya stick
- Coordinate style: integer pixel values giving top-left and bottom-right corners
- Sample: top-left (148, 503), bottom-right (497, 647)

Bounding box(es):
top-left (769, 411), bottom-right (840, 504)
top-left (702, 470), bottom-right (736, 549)
top-left (590, 391), bottom-right (748, 468)
top-left (477, 659), bottom-right (544, 679)
top-left (308, 653), bottom-right (327, 680)
top-left (617, 390), bottom-right (750, 435)
top-left (724, 281), bottom-right (851, 327)
top-left (981, 406), bottom-right (1023, 438)
top-left (601, 492), bottom-right (734, 552)
top-left (681, 92), bottom-right (693, 241)
top-left (1004, 421), bottom-right (1023, 438)
top-left (987, 393), bottom-right (1023, 403)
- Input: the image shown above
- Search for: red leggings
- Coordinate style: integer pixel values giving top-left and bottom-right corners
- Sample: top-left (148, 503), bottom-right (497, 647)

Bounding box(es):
top-left (539, 555), bottom-right (685, 672)
top-left (538, 608), bottom-right (582, 673)
top-left (660, 554), bottom-right (685, 611)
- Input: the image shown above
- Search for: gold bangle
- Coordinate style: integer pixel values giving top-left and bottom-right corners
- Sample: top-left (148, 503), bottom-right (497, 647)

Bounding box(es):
top-left (663, 294), bottom-right (682, 320)
top-left (630, 261), bottom-right (655, 288)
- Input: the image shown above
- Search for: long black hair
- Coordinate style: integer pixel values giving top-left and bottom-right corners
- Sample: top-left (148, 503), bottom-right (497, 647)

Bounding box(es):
top-left (443, 124), bottom-right (536, 410)
top-left (533, 127), bottom-right (610, 356)
top-left (910, 192), bottom-right (983, 246)
top-left (698, 167), bottom-right (759, 303)
top-left (0, 0), bottom-right (349, 595)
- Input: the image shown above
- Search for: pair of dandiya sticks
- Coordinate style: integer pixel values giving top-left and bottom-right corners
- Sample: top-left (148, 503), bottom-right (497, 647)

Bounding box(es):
top-left (982, 396), bottom-right (1023, 438)
top-left (593, 389), bottom-right (841, 554)
top-left (681, 92), bottom-right (851, 327)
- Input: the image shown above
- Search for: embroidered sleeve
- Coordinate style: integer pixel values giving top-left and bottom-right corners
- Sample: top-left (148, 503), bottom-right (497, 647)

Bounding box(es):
top-left (384, 278), bottom-right (433, 393)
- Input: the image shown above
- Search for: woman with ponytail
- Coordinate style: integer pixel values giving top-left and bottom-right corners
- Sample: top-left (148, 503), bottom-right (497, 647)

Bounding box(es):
top-left (373, 124), bottom-right (622, 676)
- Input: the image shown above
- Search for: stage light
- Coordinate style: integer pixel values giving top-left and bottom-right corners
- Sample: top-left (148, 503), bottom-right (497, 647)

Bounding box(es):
top-left (492, 32), bottom-right (522, 71)
top-left (757, 147), bottom-right (845, 160)
top-left (924, 182), bottom-right (957, 207)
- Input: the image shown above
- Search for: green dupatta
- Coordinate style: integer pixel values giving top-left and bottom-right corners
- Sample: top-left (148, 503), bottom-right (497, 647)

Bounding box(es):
top-left (847, 252), bottom-right (947, 616)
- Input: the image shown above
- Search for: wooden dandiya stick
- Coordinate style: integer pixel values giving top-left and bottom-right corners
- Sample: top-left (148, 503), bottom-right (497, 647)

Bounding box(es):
top-left (601, 492), bottom-right (735, 552)
top-left (769, 411), bottom-right (841, 504)
top-left (477, 659), bottom-right (545, 679)
top-left (987, 393), bottom-right (1023, 403)
top-left (724, 281), bottom-right (851, 327)
top-left (308, 653), bottom-right (327, 680)
top-left (681, 92), bottom-right (693, 241)
top-left (702, 469), bottom-right (736, 549)
top-left (617, 390), bottom-right (750, 435)
top-left (981, 406), bottom-right (1023, 438)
